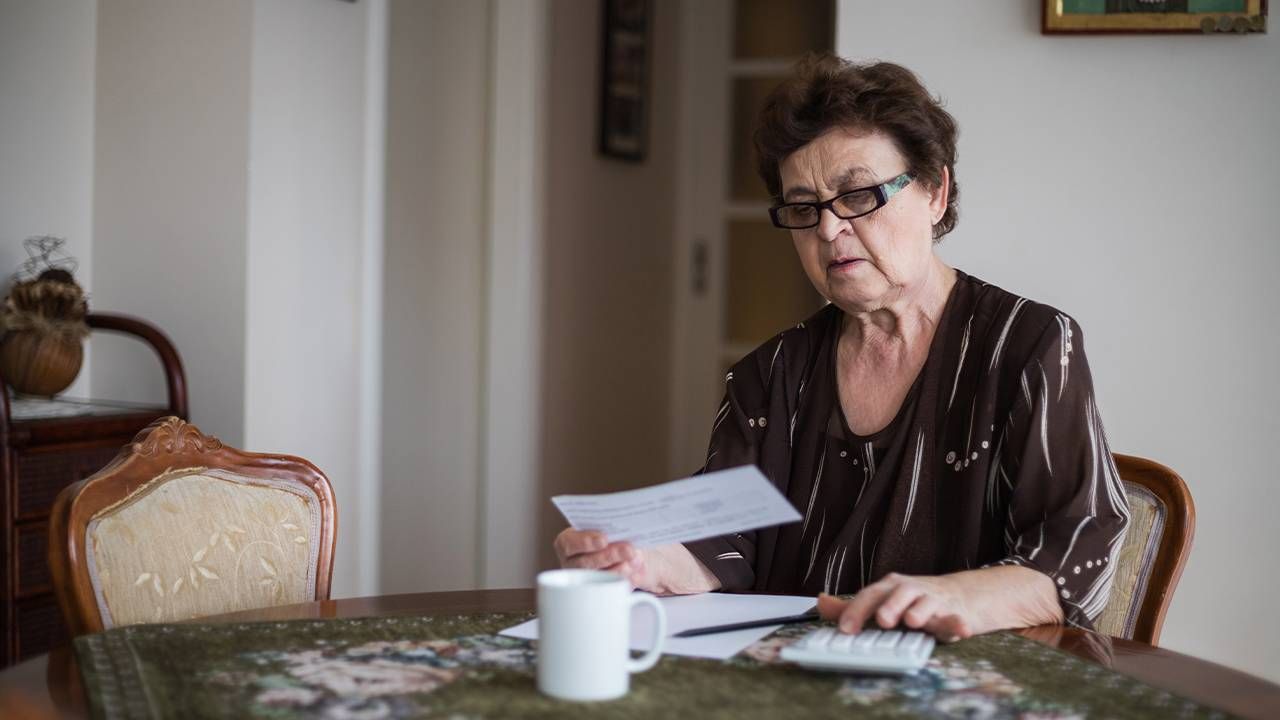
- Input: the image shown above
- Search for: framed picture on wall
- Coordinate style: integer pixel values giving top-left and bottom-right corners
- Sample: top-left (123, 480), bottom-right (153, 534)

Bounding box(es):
top-left (598, 0), bottom-right (651, 162)
top-left (1043, 0), bottom-right (1267, 34)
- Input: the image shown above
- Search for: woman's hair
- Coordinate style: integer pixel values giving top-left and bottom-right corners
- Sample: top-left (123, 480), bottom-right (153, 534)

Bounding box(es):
top-left (755, 54), bottom-right (960, 240)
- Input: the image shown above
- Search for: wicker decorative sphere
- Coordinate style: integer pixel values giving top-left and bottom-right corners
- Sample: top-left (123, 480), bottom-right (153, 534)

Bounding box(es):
top-left (1, 246), bottom-right (90, 397)
top-left (0, 330), bottom-right (83, 396)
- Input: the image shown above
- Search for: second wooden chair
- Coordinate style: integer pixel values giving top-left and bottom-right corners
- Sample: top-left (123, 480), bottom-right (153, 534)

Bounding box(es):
top-left (48, 417), bottom-right (337, 636)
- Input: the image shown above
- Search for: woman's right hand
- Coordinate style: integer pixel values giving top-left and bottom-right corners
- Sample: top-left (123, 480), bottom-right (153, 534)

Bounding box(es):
top-left (553, 528), bottom-right (636, 570)
top-left (553, 529), bottom-right (649, 588)
top-left (552, 528), bottom-right (722, 595)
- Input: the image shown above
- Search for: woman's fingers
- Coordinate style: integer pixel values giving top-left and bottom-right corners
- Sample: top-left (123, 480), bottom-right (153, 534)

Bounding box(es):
top-left (818, 574), bottom-right (975, 642)
top-left (924, 612), bottom-right (971, 642)
top-left (603, 553), bottom-right (652, 592)
top-left (562, 541), bottom-right (637, 570)
top-left (824, 574), bottom-right (965, 638)
top-left (873, 583), bottom-right (925, 629)
top-left (816, 593), bottom-right (848, 621)
top-left (836, 581), bottom-right (894, 633)
top-left (553, 529), bottom-right (608, 563)
top-left (602, 560), bottom-right (636, 585)
top-left (900, 593), bottom-right (940, 629)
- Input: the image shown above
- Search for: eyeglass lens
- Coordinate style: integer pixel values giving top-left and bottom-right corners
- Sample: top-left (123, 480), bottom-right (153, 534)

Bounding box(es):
top-left (775, 189), bottom-right (878, 229)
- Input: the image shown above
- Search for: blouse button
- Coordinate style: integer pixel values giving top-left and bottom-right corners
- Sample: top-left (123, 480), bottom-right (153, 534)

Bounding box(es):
top-left (748, 418), bottom-right (756, 428)
top-left (758, 417), bottom-right (767, 428)
top-left (945, 451), bottom-right (956, 464)
top-left (839, 450), bottom-right (847, 458)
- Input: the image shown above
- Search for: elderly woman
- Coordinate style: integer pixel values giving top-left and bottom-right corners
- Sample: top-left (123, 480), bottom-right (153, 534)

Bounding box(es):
top-left (555, 55), bottom-right (1129, 639)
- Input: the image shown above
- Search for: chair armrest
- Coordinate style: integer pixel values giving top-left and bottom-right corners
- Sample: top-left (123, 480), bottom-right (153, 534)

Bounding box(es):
top-left (86, 313), bottom-right (188, 419)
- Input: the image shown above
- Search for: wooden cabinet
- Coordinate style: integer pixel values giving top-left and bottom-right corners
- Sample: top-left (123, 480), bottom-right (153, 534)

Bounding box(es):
top-left (0, 313), bottom-right (186, 667)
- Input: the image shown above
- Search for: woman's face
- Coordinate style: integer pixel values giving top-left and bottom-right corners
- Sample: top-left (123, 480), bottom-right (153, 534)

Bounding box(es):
top-left (778, 127), bottom-right (947, 314)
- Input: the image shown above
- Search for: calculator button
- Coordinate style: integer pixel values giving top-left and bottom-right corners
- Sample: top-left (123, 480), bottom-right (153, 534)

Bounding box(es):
top-left (851, 631), bottom-right (878, 650)
top-left (898, 633), bottom-right (923, 654)
top-left (801, 628), bottom-right (836, 650)
top-left (874, 631), bottom-right (902, 650)
top-left (828, 633), bottom-right (856, 653)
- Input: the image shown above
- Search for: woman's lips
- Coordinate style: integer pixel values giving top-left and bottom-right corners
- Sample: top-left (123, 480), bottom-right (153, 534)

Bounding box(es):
top-left (828, 258), bottom-right (865, 272)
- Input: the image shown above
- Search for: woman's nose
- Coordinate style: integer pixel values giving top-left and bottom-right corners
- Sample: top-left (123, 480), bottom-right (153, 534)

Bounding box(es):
top-left (816, 207), bottom-right (850, 243)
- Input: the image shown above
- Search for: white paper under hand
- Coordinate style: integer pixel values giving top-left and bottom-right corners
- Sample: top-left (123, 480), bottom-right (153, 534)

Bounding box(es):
top-left (550, 465), bottom-right (800, 548)
top-left (499, 593), bottom-right (817, 661)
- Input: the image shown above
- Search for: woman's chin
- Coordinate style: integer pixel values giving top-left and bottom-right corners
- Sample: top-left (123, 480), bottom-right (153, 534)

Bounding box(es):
top-left (824, 279), bottom-right (889, 313)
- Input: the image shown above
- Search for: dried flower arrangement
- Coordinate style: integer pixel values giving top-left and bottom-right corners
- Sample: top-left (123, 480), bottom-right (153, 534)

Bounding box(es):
top-left (0, 236), bottom-right (90, 396)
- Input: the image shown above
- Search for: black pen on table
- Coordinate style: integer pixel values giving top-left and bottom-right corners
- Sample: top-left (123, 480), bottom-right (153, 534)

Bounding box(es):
top-left (672, 609), bottom-right (820, 638)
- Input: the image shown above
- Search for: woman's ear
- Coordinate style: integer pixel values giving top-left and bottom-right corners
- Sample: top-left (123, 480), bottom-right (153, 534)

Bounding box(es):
top-left (930, 166), bottom-right (950, 225)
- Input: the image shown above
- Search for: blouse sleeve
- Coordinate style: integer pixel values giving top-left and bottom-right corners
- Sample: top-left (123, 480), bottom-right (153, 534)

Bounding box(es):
top-left (987, 314), bottom-right (1130, 628)
top-left (681, 373), bottom-right (762, 591)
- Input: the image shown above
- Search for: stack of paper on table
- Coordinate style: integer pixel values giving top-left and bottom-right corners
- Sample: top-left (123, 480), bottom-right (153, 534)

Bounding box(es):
top-left (499, 593), bottom-right (817, 661)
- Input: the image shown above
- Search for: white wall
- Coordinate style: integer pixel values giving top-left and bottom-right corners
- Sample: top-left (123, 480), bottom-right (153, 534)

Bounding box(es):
top-left (0, 0), bottom-right (97, 398)
top-left (379, 0), bottom-right (490, 593)
top-left (837, 0), bottom-right (1279, 682)
top-left (88, 0), bottom-right (381, 597)
top-left (91, 0), bottom-right (252, 440)
top-left (244, 0), bottom-right (380, 599)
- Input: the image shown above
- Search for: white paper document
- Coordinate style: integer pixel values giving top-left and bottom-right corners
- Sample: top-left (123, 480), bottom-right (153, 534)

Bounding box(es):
top-left (550, 465), bottom-right (801, 548)
top-left (499, 593), bottom-right (817, 661)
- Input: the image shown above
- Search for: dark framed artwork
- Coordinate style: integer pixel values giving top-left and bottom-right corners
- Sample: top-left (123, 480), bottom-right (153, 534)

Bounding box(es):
top-left (598, 0), bottom-right (651, 162)
top-left (1043, 0), bottom-right (1267, 33)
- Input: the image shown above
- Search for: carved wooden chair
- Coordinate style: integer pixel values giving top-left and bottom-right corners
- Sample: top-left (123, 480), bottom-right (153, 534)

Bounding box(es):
top-left (48, 417), bottom-right (337, 636)
top-left (1094, 454), bottom-right (1195, 645)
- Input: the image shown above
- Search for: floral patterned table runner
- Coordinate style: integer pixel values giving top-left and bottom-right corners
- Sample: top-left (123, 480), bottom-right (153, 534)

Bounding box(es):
top-left (75, 612), bottom-right (1234, 719)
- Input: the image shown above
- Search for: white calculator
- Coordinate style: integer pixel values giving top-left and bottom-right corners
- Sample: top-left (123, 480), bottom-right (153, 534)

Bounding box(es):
top-left (779, 627), bottom-right (935, 675)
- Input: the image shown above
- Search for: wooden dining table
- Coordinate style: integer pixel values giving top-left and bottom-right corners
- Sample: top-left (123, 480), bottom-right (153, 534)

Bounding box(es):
top-left (1, 589), bottom-right (1276, 719)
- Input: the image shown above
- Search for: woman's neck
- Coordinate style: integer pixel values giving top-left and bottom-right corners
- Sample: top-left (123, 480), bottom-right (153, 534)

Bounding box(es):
top-left (840, 257), bottom-right (957, 355)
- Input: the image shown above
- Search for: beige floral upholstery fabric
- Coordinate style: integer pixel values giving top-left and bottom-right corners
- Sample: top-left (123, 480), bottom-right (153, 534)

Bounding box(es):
top-left (86, 469), bottom-right (322, 629)
top-left (1094, 482), bottom-right (1163, 639)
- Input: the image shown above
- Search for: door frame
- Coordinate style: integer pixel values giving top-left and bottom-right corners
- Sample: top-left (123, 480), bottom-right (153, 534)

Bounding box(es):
top-left (667, 0), bottom-right (733, 478)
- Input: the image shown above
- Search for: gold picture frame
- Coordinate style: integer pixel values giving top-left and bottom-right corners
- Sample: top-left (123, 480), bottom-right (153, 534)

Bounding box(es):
top-left (1043, 0), bottom-right (1267, 34)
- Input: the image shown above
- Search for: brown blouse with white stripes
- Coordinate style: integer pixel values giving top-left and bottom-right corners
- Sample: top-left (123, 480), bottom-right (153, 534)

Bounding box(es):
top-left (684, 270), bottom-right (1130, 629)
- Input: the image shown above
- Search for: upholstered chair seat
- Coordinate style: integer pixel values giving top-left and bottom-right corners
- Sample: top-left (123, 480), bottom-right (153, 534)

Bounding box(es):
top-left (50, 418), bottom-right (337, 636)
top-left (1092, 455), bottom-right (1194, 645)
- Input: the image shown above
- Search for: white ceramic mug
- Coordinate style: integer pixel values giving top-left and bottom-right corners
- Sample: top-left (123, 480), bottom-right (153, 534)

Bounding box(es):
top-left (536, 569), bottom-right (667, 701)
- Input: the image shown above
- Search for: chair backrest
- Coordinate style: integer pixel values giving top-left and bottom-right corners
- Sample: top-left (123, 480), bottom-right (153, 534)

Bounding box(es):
top-left (48, 417), bottom-right (337, 636)
top-left (1094, 453), bottom-right (1194, 645)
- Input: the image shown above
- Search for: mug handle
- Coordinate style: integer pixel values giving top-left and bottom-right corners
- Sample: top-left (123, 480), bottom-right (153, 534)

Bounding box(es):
top-left (625, 593), bottom-right (666, 674)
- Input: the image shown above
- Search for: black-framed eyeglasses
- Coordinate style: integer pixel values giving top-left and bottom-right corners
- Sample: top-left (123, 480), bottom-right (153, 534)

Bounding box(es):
top-left (768, 172), bottom-right (914, 230)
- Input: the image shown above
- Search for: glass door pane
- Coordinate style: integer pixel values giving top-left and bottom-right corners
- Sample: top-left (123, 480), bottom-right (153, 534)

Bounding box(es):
top-left (725, 219), bottom-right (824, 348)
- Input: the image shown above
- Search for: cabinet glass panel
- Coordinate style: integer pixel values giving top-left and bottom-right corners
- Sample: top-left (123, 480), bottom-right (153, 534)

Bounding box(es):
top-left (733, 0), bottom-right (835, 60)
top-left (725, 220), bottom-right (824, 347)
top-left (730, 76), bottom-right (784, 203)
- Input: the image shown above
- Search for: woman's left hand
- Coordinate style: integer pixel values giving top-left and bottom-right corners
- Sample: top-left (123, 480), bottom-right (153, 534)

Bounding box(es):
top-left (816, 572), bottom-right (975, 641)
top-left (816, 566), bottom-right (1063, 641)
